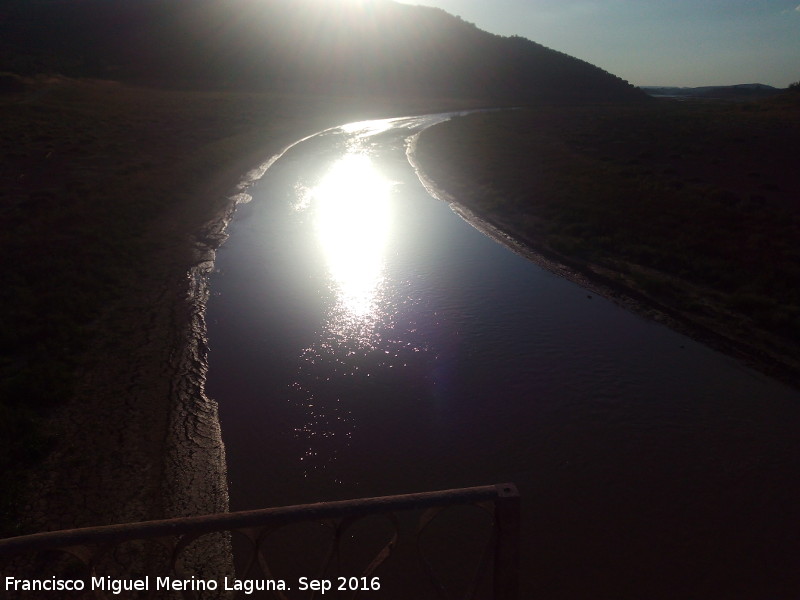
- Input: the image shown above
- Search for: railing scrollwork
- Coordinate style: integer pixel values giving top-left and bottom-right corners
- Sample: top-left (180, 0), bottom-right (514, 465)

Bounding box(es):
top-left (0, 484), bottom-right (519, 599)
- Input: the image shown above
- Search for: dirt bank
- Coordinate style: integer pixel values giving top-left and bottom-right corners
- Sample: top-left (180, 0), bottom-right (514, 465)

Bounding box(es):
top-left (409, 103), bottom-right (800, 390)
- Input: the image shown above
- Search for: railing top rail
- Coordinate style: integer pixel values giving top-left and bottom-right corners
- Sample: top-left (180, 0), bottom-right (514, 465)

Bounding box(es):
top-left (0, 483), bottom-right (518, 557)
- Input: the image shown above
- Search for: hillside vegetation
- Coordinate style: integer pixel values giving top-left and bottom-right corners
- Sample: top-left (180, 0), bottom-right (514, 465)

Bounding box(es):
top-left (1, 0), bottom-right (644, 103)
top-left (415, 97), bottom-right (800, 382)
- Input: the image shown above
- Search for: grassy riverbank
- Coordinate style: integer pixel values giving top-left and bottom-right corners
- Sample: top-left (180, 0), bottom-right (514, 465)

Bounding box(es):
top-left (0, 76), bottom-right (481, 534)
top-left (415, 96), bottom-right (800, 383)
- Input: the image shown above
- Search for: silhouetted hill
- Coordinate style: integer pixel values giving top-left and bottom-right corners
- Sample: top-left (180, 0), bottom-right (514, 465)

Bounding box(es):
top-left (0, 0), bottom-right (645, 103)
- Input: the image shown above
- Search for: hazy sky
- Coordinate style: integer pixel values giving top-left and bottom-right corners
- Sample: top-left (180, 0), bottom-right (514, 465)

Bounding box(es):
top-left (395, 0), bottom-right (800, 87)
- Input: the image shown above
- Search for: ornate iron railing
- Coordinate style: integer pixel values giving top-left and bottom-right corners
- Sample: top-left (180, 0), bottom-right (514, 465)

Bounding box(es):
top-left (0, 483), bottom-right (519, 599)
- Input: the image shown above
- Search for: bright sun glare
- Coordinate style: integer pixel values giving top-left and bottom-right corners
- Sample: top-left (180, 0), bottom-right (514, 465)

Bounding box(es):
top-left (312, 153), bottom-right (392, 318)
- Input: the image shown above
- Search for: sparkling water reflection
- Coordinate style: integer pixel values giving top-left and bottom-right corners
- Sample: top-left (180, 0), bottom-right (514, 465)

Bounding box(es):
top-left (312, 153), bottom-right (391, 323)
top-left (290, 152), bottom-right (400, 479)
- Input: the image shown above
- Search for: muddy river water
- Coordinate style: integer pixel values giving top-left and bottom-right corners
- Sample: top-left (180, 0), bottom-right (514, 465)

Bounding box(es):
top-left (205, 114), bottom-right (800, 598)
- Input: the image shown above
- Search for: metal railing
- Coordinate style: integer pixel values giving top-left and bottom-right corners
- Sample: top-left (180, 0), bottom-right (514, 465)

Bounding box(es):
top-left (0, 483), bottom-right (519, 599)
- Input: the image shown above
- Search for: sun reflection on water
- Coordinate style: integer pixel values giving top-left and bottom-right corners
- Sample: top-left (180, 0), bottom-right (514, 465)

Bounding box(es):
top-left (313, 153), bottom-right (392, 327)
top-left (291, 151), bottom-right (396, 481)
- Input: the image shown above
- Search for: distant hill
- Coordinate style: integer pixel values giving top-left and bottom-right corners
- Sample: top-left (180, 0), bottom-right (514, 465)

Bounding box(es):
top-left (641, 83), bottom-right (782, 100)
top-left (0, 0), bottom-right (645, 103)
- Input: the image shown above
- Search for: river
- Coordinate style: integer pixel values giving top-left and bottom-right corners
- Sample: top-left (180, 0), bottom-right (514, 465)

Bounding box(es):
top-left (205, 113), bottom-right (800, 599)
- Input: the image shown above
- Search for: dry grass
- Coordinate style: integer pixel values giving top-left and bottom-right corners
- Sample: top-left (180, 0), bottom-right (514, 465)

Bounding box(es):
top-left (415, 97), bottom-right (800, 382)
